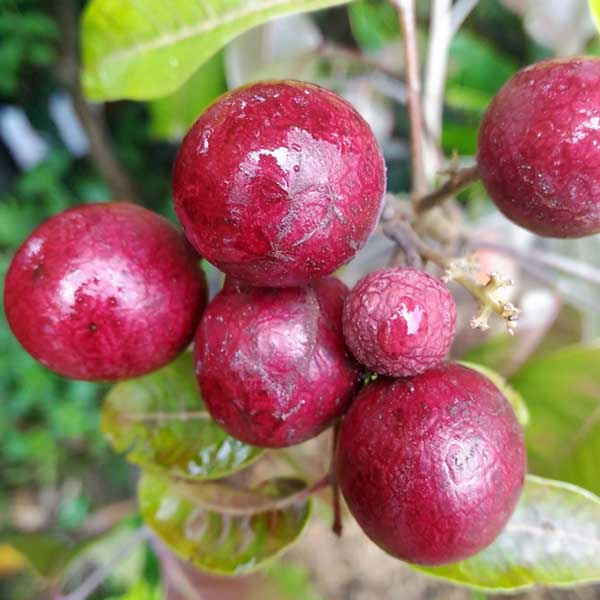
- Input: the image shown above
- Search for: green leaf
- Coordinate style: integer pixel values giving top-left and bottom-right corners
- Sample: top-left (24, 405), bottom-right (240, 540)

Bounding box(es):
top-left (102, 353), bottom-right (263, 481)
top-left (447, 31), bottom-right (517, 103)
top-left (419, 476), bottom-right (600, 592)
top-left (590, 0), bottom-right (600, 32)
top-left (148, 51), bottom-right (227, 141)
top-left (82, 0), bottom-right (351, 101)
top-left (348, 0), bottom-right (399, 51)
top-left (509, 343), bottom-right (600, 496)
top-left (139, 473), bottom-right (312, 574)
top-left (459, 361), bottom-right (529, 426)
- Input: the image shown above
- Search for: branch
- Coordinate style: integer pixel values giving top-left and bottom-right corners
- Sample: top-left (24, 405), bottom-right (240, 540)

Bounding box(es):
top-left (383, 221), bottom-right (520, 334)
top-left (60, 527), bottom-right (150, 600)
top-left (415, 164), bottom-right (480, 213)
top-left (53, 0), bottom-right (140, 203)
top-left (469, 240), bottom-right (600, 287)
top-left (423, 0), bottom-right (452, 183)
top-left (317, 43), bottom-right (406, 85)
top-left (390, 0), bottom-right (427, 198)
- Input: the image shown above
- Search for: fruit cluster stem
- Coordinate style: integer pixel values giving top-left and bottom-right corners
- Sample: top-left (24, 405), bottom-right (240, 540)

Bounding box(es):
top-left (384, 221), bottom-right (520, 333)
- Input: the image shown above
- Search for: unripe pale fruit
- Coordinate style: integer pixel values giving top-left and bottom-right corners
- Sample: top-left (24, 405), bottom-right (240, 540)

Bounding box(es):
top-left (173, 80), bottom-right (386, 287)
top-left (195, 278), bottom-right (361, 447)
top-left (336, 364), bottom-right (526, 566)
top-left (4, 203), bottom-right (207, 381)
top-left (342, 267), bottom-right (456, 377)
top-left (478, 57), bottom-right (600, 237)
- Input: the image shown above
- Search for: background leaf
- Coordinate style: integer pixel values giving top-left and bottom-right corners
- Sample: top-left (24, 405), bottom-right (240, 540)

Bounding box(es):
top-left (139, 473), bottom-right (311, 575)
top-left (348, 0), bottom-right (400, 51)
top-left (148, 51), bottom-right (227, 141)
top-left (419, 476), bottom-right (600, 592)
top-left (510, 343), bottom-right (600, 496)
top-left (7, 533), bottom-right (93, 582)
top-left (102, 353), bottom-right (263, 481)
top-left (82, 0), bottom-right (351, 100)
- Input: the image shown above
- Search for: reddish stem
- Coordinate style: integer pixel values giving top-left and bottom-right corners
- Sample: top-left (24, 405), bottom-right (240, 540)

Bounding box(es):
top-left (331, 421), bottom-right (343, 536)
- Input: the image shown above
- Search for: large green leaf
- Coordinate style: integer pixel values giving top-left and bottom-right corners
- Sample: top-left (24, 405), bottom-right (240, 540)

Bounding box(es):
top-left (82, 0), bottom-right (351, 100)
top-left (102, 353), bottom-right (263, 481)
top-left (419, 476), bottom-right (600, 591)
top-left (148, 51), bottom-right (227, 141)
top-left (139, 473), bottom-right (311, 574)
top-left (590, 0), bottom-right (600, 32)
top-left (348, 0), bottom-right (399, 51)
top-left (509, 343), bottom-right (600, 496)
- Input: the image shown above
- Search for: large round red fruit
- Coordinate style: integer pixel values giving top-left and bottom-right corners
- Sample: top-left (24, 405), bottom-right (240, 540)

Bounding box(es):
top-left (336, 364), bottom-right (526, 566)
top-left (342, 267), bottom-right (456, 377)
top-left (195, 278), bottom-right (361, 447)
top-left (478, 57), bottom-right (600, 237)
top-left (4, 203), bottom-right (207, 381)
top-left (173, 80), bottom-right (386, 286)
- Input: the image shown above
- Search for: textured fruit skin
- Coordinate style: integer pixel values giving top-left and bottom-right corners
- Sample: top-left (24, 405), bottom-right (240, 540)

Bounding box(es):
top-left (173, 80), bottom-right (386, 286)
top-left (336, 364), bottom-right (526, 566)
top-left (195, 277), bottom-right (361, 447)
top-left (4, 203), bottom-right (207, 381)
top-left (342, 267), bottom-right (456, 377)
top-left (478, 57), bottom-right (600, 237)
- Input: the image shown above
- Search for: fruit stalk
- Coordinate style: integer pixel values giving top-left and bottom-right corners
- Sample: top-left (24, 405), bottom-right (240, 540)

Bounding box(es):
top-left (415, 164), bottom-right (480, 213)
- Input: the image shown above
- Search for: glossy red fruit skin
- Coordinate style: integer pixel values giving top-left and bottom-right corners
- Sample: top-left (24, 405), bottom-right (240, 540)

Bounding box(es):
top-left (195, 277), bottom-right (362, 447)
top-left (4, 203), bottom-right (207, 381)
top-left (336, 364), bottom-right (526, 566)
top-left (342, 267), bottom-right (456, 377)
top-left (478, 57), bottom-right (600, 237)
top-left (173, 80), bottom-right (386, 287)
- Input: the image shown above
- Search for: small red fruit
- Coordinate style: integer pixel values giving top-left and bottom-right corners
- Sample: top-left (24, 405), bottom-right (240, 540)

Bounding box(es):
top-left (173, 80), bottom-right (386, 287)
top-left (342, 267), bottom-right (456, 377)
top-left (336, 364), bottom-right (526, 566)
top-left (478, 57), bottom-right (600, 237)
top-left (195, 278), bottom-right (361, 447)
top-left (4, 203), bottom-right (207, 381)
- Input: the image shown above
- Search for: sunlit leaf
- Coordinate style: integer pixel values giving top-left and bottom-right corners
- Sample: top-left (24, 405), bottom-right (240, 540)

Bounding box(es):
top-left (148, 51), bottom-right (227, 141)
top-left (591, 3), bottom-right (600, 59)
top-left (102, 353), bottom-right (263, 481)
top-left (139, 473), bottom-right (311, 574)
top-left (459, 361), bottom-right (529, 426)
top-left (82, 0), bottom-right (351, 100)
top-left (418, 476), bottom-right (600, 591)
top-left (510, 343), bottom-right (600, 496)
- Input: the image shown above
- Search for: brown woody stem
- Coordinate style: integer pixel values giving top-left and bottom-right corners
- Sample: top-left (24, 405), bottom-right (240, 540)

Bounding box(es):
top-left (416, 164), bottom-right (480, 213)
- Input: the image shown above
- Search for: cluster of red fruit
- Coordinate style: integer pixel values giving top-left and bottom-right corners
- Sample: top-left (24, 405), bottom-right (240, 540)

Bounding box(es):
top-left (4, 57), bottom-right (599, 566)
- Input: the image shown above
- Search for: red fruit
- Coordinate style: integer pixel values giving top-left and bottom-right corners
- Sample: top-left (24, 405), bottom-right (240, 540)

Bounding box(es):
top-left (4, 203), bottom-right (207, 381)
top-left (478, 57), bottom-right (600, 237)
top-left (195, 278), bottom-right (361, 447)
top-left (342, 267), bottom-right (456, 377)
top-left (173, 80), bottom-right (386, 287)
top-left (337, 364), bottom-right (526, 566)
